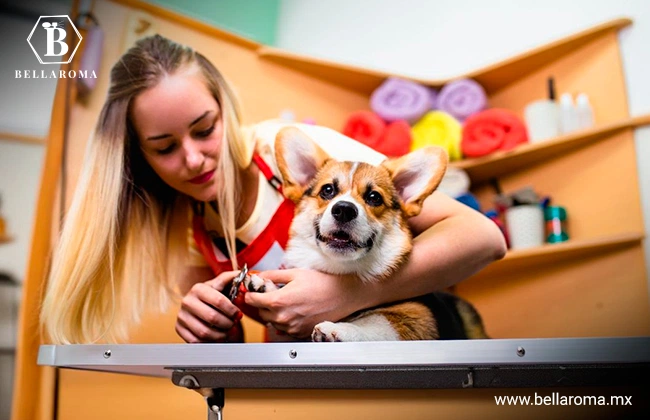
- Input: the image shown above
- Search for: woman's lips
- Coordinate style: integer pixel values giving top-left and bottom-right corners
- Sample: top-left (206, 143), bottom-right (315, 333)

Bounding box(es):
top-left (188, 170), bottom-right (215, 184)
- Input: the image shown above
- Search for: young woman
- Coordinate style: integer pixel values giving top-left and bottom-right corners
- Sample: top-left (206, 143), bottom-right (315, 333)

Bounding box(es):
top-left (41, 35), bottom-right (506, 344)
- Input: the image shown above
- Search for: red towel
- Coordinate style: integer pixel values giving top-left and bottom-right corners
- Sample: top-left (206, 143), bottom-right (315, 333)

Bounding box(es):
top-left (343, 110), bottom-right (386, 150)
top-left (343, 111), bottom-right (412, 157)
top-left (381, 120), bottom-right (412, 157)
top-left (461, 109), bottom-right (528, 158)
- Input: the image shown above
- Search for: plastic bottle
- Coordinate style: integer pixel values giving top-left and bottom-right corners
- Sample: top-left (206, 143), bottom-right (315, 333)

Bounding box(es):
top-left (524, 77), bottom-right (560, 142)
top-left (559, 93), bottom-right (579, 134)
top-left (575, 93), bottom-right (595, 130)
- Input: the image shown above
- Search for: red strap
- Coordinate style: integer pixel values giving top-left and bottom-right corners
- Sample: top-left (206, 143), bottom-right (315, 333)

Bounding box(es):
top-left (252, 153), bottom-right (284, 193)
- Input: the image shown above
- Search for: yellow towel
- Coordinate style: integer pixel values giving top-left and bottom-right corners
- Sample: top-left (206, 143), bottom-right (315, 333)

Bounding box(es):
top-left (411, 111), bottom-right (462, 161)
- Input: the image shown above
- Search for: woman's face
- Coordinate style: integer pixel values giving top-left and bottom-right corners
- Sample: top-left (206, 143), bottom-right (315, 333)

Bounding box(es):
top-left (131, 67), bottom-right (223, 202)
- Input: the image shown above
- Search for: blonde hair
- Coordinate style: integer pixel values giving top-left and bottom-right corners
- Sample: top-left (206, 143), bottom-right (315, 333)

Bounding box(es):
top-left (41, 35), bottom-right (252, 344)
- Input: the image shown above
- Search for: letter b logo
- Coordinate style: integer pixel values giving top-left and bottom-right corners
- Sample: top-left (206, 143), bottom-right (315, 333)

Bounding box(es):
top-left (43, 22), bottom-right (69, 56)
top-left (27, 16), bottom-right (82, 64)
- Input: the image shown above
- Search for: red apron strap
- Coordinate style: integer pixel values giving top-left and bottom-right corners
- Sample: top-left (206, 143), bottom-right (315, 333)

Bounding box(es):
top-left (252, 153), bottom-right (284, 193)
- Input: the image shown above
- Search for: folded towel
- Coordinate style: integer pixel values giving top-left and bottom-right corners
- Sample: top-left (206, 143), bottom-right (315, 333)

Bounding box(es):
top-left (342, 110), bottom-right (387, 150)
top-left (342, 111), bottom-right (412, 157)
top-left (411, 111), bottom-right (462, 161)
top-left (381, 120), bottom-right (412, 157)
top-left (461, 108), bottom-right (528, 158)
top-left (436, 78), bottom-right (487, 121)
top-left (370, 78), bottom-right (434, 124)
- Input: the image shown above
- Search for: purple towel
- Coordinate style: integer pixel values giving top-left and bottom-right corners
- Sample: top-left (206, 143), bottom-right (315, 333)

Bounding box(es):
top-left (436, 78), bottom-right (487, 122)
top-left (370, 78), bottom-right (434, 124)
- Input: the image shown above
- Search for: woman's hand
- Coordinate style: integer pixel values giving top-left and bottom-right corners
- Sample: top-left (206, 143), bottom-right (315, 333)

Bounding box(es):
top-left (244, 269), bottom-right (361, 338)
top-left (175, 270), bottom-right (243, 343)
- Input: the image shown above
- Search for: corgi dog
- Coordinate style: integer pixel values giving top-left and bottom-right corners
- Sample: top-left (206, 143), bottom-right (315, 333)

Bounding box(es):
top-left (246, 126), bottom-right (488, 342)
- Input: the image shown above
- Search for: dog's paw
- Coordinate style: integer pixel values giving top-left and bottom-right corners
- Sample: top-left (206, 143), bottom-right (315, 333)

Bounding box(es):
top-left (244, 274), bottom-right (277, 293)
top-left (312, 321), bottom-right (362, 342)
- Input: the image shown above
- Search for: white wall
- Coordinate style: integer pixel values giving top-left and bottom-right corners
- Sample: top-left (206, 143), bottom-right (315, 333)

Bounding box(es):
top-left (277, 0), bottom-right (650, 276)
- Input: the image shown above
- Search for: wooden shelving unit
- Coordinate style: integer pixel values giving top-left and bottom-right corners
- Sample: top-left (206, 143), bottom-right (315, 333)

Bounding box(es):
top-left (473, 232), bottom-right (644, 277)
top-left (257, 18), bottom-right (632, 95)
top-left (0, 131), bottom-right (46, 145)
top-left (452, 113), bottom-right (650, 183)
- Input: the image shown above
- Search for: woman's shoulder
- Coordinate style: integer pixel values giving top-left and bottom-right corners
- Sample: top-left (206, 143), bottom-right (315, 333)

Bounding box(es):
top-left (246, 119), bottom-right (386, 166)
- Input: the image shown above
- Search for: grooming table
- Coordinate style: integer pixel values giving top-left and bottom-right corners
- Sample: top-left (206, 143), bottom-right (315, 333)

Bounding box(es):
top-left (38, 337), bottom-right (650, 419)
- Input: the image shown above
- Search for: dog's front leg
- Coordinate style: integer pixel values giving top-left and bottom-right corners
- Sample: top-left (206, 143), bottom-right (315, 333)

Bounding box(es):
top-left (312, 313), bottom-right (401, 342)
top-left (243, 273), bottom-right (278, 293)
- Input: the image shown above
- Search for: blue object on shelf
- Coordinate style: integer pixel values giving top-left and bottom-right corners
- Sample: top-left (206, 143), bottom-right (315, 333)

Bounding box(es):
top-left (456, 193), bottom-right (481, 212)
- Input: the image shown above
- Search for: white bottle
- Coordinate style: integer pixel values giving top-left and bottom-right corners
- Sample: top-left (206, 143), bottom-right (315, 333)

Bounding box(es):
top-left (559, 93), bottom-right (579, 134)
top-left (576, 93), bottom-right (595, 130)
top-left (524, 101), bottom-right (560, 142)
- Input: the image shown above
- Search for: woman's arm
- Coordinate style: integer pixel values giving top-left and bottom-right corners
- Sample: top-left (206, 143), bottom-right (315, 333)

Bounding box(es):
top-left (246, 191), bottom-right (507, 337)
top-left (361, 191), bottom-right (507, 308)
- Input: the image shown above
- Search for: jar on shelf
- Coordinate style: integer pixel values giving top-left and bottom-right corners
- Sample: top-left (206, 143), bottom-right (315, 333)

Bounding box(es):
top-left (545, 205), bottom-right (569, 243)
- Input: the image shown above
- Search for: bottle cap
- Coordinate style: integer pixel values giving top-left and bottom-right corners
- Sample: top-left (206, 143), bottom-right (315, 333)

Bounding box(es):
top-left (560, 93), bottom-right (573, 105)
top-left (576, 93), bottom-right (590, 106)
top-left (544, 205), bottom-right (567, 220)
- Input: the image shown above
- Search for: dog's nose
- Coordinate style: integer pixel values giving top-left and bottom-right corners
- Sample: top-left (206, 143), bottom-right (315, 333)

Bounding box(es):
top-left (331, 201), bottom-right (358, 223)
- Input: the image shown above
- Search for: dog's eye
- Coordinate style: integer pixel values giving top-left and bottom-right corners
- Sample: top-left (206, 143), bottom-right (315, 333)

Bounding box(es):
top-left (319, 183), bottom-right (336, 200)
top-left (365, 191), bottom-right (384, 207)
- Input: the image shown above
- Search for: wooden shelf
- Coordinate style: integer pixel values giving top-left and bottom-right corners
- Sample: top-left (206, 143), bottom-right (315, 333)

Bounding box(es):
top-left (0, 131), bottom-right (46, 145)
top-left (452, 113), bottom-right (650, 183)
top-left (473, 232), bottom-right (644, 278)
top-left (257, 18), bottom-right (631, 95)
top-left (0, 235), bottom-right (14, 245)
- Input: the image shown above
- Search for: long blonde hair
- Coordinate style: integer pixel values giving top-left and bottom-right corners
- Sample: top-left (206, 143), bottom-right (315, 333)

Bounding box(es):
top-left (41, 35), bottom-right (252, 344)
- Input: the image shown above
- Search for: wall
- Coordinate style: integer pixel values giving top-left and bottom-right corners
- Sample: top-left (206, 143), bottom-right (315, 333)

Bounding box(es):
top-left (276, 0), bottom-right (650, 287)
top-left (148, 0), bottom-right (280, 45)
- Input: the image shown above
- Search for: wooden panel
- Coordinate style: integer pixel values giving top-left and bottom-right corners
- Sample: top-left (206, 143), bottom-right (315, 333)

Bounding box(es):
top-left (57, 375), bottom-right (647, 420)
top-left (457, 245), bottom-right (650, 339)
top-left (489, 32), bottom-right (629, 123)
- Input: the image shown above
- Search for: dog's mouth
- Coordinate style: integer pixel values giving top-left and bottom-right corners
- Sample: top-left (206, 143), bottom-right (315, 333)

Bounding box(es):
top-left (316, 226), bottom-right (374, 251)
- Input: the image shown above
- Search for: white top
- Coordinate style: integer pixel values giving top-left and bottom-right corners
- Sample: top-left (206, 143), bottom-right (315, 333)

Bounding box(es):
top-left (188, 120), bottom-right (386, 269)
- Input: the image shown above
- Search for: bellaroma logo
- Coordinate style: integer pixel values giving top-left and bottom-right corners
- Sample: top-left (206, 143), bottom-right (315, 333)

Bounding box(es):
top-left (17, 15), bottom-right (97, 80)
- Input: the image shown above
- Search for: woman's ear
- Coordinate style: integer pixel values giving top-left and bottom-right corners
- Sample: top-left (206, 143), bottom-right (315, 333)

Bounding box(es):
top-left (274, 127), bottom-right (331, 202)
top-left (381, 147), bottom-right (448, 217)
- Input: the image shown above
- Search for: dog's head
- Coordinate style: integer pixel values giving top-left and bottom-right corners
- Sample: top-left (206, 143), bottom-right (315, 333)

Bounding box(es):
top-left (275, 127), bottom-right (447, 282)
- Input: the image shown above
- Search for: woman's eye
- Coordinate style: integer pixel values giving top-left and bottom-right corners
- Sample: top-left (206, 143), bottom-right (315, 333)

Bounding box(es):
top-left (319, 184), bottom-right (336, 200)
top-left (195, 124), bottom-right (215, 138)
top-left (156, 144), bottom-right (176, 155)
top-left (365, 191), bottom-right (384, 207)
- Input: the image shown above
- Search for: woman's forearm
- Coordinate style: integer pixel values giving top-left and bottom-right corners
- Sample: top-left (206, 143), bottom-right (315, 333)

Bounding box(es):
top-left (358, 208), bottom-right (507, 311)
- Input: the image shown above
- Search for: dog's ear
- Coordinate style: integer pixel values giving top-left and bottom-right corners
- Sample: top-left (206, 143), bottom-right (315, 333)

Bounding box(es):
top-left (275, 127), bottom-right (331, 202)
top-left (381, 146), bottom-right (448, 217)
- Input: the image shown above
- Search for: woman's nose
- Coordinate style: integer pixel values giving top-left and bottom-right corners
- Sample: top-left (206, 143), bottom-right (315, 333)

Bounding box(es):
top-left (184, 141), bottom-right (205, 170)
